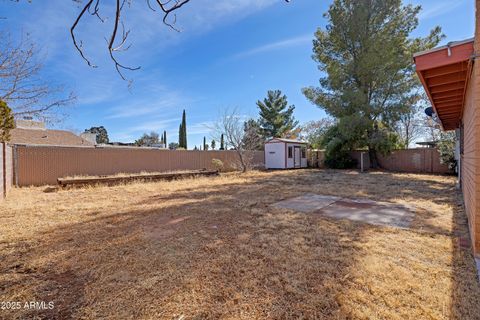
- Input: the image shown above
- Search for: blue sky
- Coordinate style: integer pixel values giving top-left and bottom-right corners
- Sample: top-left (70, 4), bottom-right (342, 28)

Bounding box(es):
top-left (0, 0), bottom-right (475, 148)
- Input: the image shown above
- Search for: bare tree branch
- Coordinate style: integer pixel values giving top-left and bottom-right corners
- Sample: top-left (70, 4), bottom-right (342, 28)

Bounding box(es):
top-left (9, 0), bottom-right (292, 81)
top-left (0, 33), bottom-right (76, 123)
top-left (212, 108), bottom-right (262, 173)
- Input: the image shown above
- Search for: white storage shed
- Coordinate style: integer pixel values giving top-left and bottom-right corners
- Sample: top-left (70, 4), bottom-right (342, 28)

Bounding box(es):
top-left (264, 138), bottom-right (308, 169)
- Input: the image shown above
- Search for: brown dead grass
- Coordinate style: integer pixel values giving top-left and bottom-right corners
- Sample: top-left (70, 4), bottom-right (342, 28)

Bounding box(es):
top-left (0, 169), bottom-right (479, 319)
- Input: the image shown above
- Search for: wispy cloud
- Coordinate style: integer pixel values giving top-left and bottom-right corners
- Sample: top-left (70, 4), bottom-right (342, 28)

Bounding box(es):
top-left (418, 0), bottom-right (466, 20)
top-left (127, 118), bottom-right (181, 133)
top-left (188, 121), bottom-right (214, 135)
top-left (231, 34), bottom-right (313, 60)
top-left (106, 90), bottom-right (195, 119)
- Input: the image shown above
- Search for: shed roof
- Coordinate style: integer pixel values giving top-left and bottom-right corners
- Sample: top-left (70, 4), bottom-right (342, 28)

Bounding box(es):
top-left (266, 138), bottom-right (308, 144)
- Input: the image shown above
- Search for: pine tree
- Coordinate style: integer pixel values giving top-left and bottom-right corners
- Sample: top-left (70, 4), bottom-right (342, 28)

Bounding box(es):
top-left (211, 139), bottom-right (216, 150)
top-left (163, 131), bottom-right (167, 146)
top-left (220, 134), bottom-right (225, 150)
top-left (203, 136), bottom-right (207, 151)
top-left (303, 0), bottom-right (442, 168)
top-left (257, 90), bottom-right (298, 139)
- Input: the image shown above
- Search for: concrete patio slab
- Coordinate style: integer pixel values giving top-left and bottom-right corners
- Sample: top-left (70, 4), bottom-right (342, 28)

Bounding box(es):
top-left (272, 193), bottom-right (341, 213)
top-left (272, 194), bottom-right (414, 229)
top-left (318, 200), bottom-right (414, 229)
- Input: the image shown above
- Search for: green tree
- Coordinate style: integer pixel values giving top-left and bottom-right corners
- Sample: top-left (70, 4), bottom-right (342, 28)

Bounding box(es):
top-left (242, 119), bottom-right (264, 151)
top-left (303, 0), bottom-right (442, 168)
top-left (178, 123), bottom-right (183, 148)
top-left (203, 136), bottom-right (206, 150)
top-left (178, 109), bottom-right (187, 149)
top-left (211, 139), bottom-right (216, 150)
top-left (0, 100), bottom-right (15, 142)
top-left (135, 131), bottom-right (160, 147)
top-left (220, 134), bottom-right (225, 150)
top-left (300, 118), bottom-right (335, 149)
top-left (257, 90), bottom-right (298, 139)
top-left (163, 131), bottom-right (167, 146)
top-left (168, 142), bottom-right (179, 150)
top-left (437, 131), bottom-right (456, 172)
top-left (84, 126), bottom-right (109, 144)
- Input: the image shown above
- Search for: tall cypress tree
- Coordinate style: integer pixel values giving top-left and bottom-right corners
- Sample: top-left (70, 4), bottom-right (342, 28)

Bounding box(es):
top-left (257, 90), bottom-right (299, 139)
top-left (178, 123), bottom-right (183, 148)
top-left (181, 109), bottom-right (187, 149)
top-left (220, 134), bottom-right (225, 150)
top-left (163, 131), bottom-right (167, 146)
top-left (203, 136), bottom-right (206, 151)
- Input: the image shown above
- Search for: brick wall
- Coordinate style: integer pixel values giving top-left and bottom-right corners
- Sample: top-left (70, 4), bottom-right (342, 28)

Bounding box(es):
top-left (13, 145), bottom-right (265, 186)
top-left (460, 2), bottom-right (480, 257)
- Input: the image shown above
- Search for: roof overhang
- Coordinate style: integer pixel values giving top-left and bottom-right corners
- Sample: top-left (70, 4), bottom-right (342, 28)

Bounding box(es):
top-left (414, 38), bottom-right (474, 130)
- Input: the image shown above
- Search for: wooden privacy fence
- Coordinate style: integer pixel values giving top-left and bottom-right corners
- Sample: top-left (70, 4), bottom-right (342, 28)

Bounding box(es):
top-left (13, 145), bottom-right (265, 186)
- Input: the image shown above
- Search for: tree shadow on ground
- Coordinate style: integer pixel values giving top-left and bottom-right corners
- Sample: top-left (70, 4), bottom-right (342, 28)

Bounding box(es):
top-left (1, 169), bottom-right (479, 319)
top-left (0, 177), bottom-right (367, 319)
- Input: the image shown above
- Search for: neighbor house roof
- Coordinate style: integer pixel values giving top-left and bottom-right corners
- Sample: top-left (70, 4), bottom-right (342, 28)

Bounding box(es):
top-left (413, 38), bottom-right (474, 130)
top-left (9, 128), bottom-right (94, 146)
top-left (266, 138), bottom-right (308, 144)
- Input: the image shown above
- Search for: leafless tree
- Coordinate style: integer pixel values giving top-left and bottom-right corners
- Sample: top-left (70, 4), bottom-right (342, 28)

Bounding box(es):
top-left (299, 118), bottom-right (334, 149)
top-left (395, 105), bottom-right (425, 148)
top-left (212, 108), bottom-right (262, 173)
top-left (0, 33), bottom-right (75, 122)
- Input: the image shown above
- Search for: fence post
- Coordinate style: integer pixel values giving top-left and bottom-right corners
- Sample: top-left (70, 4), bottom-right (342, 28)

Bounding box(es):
top-left (2, 142), bottom-right (6, 198)
top-left (360, 152), bottom-right (365, 173)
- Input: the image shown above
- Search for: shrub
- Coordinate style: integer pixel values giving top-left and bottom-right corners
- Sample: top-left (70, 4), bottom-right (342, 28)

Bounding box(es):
top-left (437, 132), bottom-right (456, 171)
top-left (211, 159), bottom-right (224, 172)
top-left (323, 137), bottom-right (357, 169)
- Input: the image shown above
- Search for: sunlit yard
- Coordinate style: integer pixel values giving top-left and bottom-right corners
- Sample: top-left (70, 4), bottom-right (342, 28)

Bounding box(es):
top-left (1, 170), bottom-right (479, 319)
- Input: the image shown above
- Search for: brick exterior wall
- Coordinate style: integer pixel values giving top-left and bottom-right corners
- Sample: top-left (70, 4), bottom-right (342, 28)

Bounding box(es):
top-left (460, 1), bottom-right (480, 257)
top-left (13, 145), bottom-right (265, 186)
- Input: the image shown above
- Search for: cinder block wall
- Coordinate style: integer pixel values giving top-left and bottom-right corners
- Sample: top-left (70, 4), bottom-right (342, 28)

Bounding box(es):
top-left (13, 145), bottom-right (265, 186)
top-left (350, 149), bottom-right (451, 174)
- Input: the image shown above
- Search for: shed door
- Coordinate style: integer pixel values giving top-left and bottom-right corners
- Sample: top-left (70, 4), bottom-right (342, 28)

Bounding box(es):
top-left (294, 146), bottom-right (301, 168)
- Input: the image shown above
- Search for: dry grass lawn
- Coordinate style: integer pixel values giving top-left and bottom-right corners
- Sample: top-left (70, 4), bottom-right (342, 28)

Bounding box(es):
top-left (0, 169), bottom-right (479, 319)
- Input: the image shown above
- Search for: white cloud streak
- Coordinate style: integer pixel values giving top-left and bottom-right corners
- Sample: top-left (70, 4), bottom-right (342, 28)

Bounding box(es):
top-left (418, 0), bottom-right (466, 20)
top-left (231, 34), bottom-right (313, 60)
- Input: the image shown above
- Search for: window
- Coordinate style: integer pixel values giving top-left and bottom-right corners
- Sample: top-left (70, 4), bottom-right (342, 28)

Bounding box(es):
top-left (288, 146), bottom-right (293, 158)
top-left (301, 147), bottom-right (306, 158)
